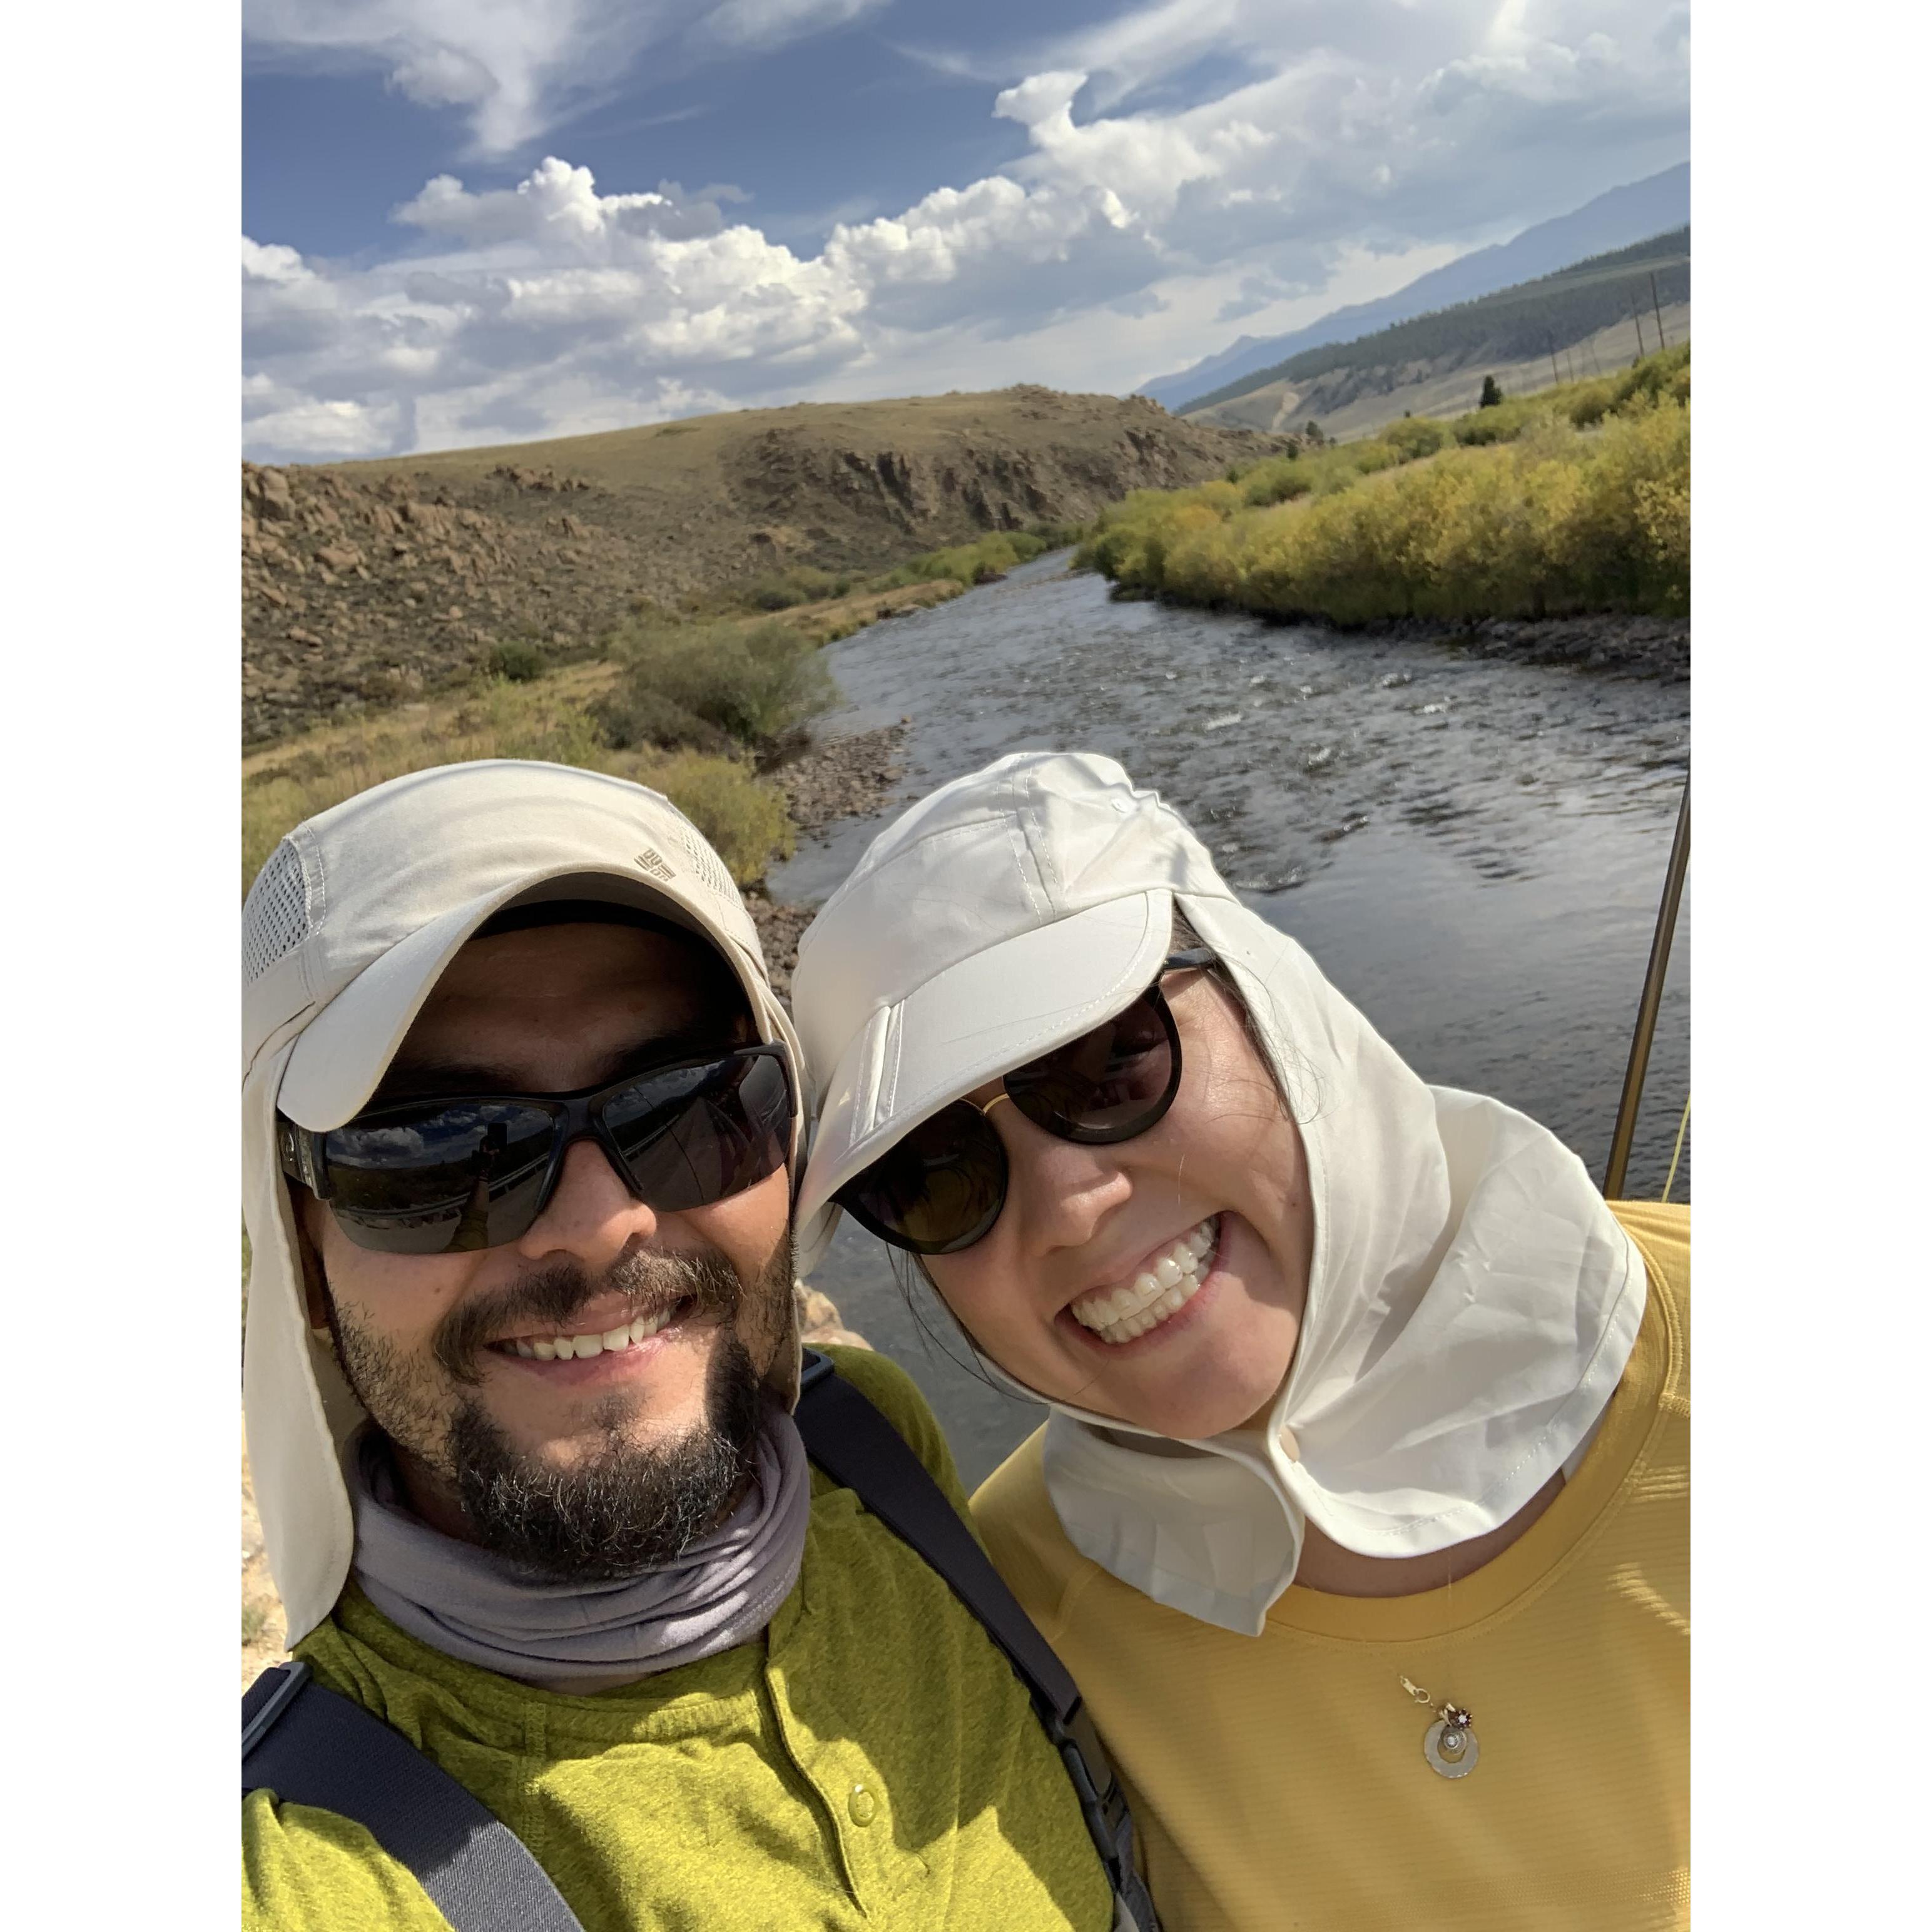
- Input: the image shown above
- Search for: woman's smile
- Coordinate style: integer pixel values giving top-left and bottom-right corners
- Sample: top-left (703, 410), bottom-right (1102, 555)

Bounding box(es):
top-left (927, 968), bottom-right (1316, 1443)
top-left (1064, 1214), bottom-right (1220, 1346)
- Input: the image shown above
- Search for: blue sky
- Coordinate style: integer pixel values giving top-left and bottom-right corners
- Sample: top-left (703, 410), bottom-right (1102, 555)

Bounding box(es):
top-left (242, 1), bottom-right (1690, 462)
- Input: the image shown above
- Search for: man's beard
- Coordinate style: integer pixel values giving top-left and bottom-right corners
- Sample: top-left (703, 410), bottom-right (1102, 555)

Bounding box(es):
top-left (327, 1233), bottom-right (793, 1582)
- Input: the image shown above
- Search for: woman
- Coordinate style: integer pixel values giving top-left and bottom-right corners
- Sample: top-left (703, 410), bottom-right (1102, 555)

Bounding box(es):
top-left (792, 750), bottom-right (1687, 1932)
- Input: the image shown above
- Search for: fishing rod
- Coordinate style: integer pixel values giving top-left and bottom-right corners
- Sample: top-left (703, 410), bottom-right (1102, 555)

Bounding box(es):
top-left (1603, 770), bottom-right (1690, 1198)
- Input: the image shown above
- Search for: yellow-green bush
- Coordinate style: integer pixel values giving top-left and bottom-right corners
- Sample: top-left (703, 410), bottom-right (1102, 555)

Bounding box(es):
top-left (1380, 416), bottom-right (1450, 460)
top-left (646, 749), bottom-right (795, 881)
top-left (1083, 380), bottom-right (1688, 625)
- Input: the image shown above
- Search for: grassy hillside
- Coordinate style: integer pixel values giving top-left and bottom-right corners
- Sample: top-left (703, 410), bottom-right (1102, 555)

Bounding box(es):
top-left (243, 386), bottom-right (1279, 745)
top-left (1187, 300), bottom-right (1686, 443)
top-left (1180, 229), bottom-right (1690, 417)
top-left (1084, 345), bottom-right (1689, 626)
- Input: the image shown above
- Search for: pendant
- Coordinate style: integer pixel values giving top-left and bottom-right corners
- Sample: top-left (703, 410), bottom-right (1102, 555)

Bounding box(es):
top-left (1422, 1705), bottom-right (1479, 1780)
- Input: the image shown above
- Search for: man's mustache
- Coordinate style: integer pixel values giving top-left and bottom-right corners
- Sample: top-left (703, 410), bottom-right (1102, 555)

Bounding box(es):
top-left (434, 1245), bottom-right (745, 1384)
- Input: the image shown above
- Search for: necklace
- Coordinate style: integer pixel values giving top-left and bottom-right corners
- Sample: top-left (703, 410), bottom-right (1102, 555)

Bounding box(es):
top-left (1400, 1554), bottom-right (1478, 1779)
top-left (1400, 1675), bottom-right (1479, 1779)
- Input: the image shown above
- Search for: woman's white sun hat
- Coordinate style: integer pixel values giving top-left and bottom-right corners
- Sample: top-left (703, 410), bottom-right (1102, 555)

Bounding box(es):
top-left (793, 750), bottom-right (1646, 1634)
top-left (791, 750), bottom-right (1233, 1271)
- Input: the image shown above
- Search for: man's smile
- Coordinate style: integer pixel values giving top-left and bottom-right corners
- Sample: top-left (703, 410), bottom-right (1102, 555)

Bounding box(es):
top-left (485, 1292), bottom-right (701, 1378)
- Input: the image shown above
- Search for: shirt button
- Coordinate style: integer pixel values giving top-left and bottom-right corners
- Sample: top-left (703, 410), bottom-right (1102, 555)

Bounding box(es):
top-left (848, 1786), bottom-right (877, 1826)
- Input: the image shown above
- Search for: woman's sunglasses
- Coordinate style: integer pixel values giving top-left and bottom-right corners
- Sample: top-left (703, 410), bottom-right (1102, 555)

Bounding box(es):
top-left (280, 1044), bottom-right (793, 1256)
top-left (834, 949), bottom-right (1214, 1256)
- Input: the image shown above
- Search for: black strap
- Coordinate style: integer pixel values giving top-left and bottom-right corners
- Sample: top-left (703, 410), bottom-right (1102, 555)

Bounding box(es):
top-left (795, 1350), bottom-right (1160, 1932)
top-left (243, 1661), bottom-right (584, 1932)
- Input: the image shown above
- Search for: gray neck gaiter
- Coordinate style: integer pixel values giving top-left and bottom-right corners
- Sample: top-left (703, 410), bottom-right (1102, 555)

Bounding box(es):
top-left (345, 1405), bottom-right (812, 1694)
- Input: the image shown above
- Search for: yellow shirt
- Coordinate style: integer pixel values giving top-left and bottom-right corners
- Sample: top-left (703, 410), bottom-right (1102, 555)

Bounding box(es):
top-left (973, 1201), bottom-right (1689, 1932)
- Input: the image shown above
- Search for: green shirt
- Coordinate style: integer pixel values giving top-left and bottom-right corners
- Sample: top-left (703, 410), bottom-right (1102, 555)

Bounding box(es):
top-left (243, 1347), bottom-right (1109, 1932)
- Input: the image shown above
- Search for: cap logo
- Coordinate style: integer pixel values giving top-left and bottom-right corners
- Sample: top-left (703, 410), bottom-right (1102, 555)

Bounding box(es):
top-left (634, 847), bottom-right (675, 882)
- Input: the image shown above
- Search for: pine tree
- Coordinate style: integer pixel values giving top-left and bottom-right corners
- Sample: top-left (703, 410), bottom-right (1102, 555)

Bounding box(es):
top-left (1479, 375), bottom-right (1503, 409)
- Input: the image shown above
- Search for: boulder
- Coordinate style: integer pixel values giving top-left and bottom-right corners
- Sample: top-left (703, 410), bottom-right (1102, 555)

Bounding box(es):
top-left (257, 470), bottom-right (295, 521)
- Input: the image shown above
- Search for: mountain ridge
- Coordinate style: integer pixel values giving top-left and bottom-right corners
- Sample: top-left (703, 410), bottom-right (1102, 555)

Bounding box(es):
top-left (1137, 161), bottom-right (1690, 412)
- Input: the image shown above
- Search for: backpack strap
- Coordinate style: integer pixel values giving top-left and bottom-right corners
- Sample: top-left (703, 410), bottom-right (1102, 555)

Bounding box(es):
top-left (796, 1350), bottom-right (1161, 1932)
top-left (243, 1660), bottom-right (585, 1932)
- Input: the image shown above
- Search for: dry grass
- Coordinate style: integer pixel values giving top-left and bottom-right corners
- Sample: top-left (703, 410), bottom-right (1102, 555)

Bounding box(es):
top-left (242, 660), bottom-right (794, 895)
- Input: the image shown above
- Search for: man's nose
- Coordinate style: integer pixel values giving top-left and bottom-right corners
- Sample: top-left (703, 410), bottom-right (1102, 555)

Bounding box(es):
top-left (514, 1134), bottom-right (662, 1268)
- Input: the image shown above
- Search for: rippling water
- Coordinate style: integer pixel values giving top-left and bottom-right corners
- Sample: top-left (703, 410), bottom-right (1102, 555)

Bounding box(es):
top-left (775, 552), bottom-right (1690, 1486)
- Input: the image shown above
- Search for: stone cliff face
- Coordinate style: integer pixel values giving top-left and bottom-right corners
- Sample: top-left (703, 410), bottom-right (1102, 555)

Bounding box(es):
top-left (242, 389), bottom-right (1281, 745)
top-left (736, 417), bottom-right (1239, 545)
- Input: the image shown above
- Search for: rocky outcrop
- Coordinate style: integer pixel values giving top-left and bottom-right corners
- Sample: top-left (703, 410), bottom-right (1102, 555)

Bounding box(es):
top-left (242, 390), bottom-right (1281, 746)
top-left (241, 461), bottom-right (625, 744)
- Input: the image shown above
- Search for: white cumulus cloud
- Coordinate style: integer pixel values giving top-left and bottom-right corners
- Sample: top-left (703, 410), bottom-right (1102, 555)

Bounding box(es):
top-left (242, 1), bottom-right (1689, 462)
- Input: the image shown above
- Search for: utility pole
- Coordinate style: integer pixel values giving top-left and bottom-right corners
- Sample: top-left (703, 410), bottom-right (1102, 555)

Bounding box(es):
top-left (1630, 294), bottom-right (1647, 361)
top-left (1650, 271), bottom-right (1668, 351)
top-left (1548, 335), bottom-right (1561, 389)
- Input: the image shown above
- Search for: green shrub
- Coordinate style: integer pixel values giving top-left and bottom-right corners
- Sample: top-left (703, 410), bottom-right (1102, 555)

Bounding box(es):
top-left (485, 639), bottom-right (547, 683)
top-left (606, 617), bottom-right (836, 750)
top-left (1379, 416), bottom-right (1449, 461)
top-left (1243, 460), bottom-right (1314, 507)
top-left (739, 565), bottom-right (853, 611)
top-left (879, 529), bottom-right (1054, 590)
top-left (1024, 521), bottom-right (1087, 551)
top-left (591, 686), bottom-right (733, 756)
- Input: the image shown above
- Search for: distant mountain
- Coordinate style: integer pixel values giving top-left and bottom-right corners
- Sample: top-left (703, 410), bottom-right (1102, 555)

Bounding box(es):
top-left (1138, 161), bottom-right (1689, 412)
top-left (1185, 228), bottom-right (1687, 422)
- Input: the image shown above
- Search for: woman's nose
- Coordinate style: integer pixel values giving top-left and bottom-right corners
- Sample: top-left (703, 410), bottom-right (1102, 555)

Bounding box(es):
top-left (994, 1106), bottom-right (1132, 1256)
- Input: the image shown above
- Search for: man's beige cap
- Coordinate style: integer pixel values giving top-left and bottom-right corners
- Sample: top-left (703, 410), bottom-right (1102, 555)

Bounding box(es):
top-left (241, 760), bottom-right (806, 1644)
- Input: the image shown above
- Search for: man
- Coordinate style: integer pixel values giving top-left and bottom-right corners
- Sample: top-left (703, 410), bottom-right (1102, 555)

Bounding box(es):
top-left (241, 760), bottom-right (1129, 1931)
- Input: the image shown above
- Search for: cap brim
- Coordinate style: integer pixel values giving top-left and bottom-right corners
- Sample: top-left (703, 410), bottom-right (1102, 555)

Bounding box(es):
top-left (795, 890), bottom-right (1172, 1254)
top-left (279, 867), bottom-right (782, 1131)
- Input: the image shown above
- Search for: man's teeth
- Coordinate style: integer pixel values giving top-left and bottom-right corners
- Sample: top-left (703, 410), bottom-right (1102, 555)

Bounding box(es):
top-left (1071, 1218), bottom-right (1218, 1346)
top-left (506, 1307), bottom-right (675, 1361)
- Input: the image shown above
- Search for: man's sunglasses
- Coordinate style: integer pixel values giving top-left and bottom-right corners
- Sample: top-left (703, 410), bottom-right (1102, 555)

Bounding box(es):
top-left (834, 950), bottom-right (1214, 1257)
top-left (280, 1044), bottom-right (793, 1256)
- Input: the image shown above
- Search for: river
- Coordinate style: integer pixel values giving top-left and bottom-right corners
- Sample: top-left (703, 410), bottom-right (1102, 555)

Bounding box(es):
top-left (776, 551), bottom-right (1690, 1487)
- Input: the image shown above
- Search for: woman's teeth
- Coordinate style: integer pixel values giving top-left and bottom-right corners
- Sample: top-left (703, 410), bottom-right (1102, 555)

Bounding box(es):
top-left (503, 1306), bottom-right (675, 1361)
top-left (1071, 1218), bottom-right (1218, 1346)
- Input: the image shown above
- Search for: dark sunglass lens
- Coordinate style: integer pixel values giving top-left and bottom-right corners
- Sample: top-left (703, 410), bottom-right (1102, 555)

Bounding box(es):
top-left (323, 1102), bottom-right (558, 1254)
top-left (1007, 992), bottom-right (1176, 1141)
top-left (604, 1053), bottom-right (790, 1212)
top-left (841, 1103), bottom-right (1006, 1254)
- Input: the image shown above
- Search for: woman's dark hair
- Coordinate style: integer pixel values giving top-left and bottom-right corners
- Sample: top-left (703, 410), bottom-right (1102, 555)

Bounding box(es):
top-left (1171, 904), bottom-right (1274, 1062)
